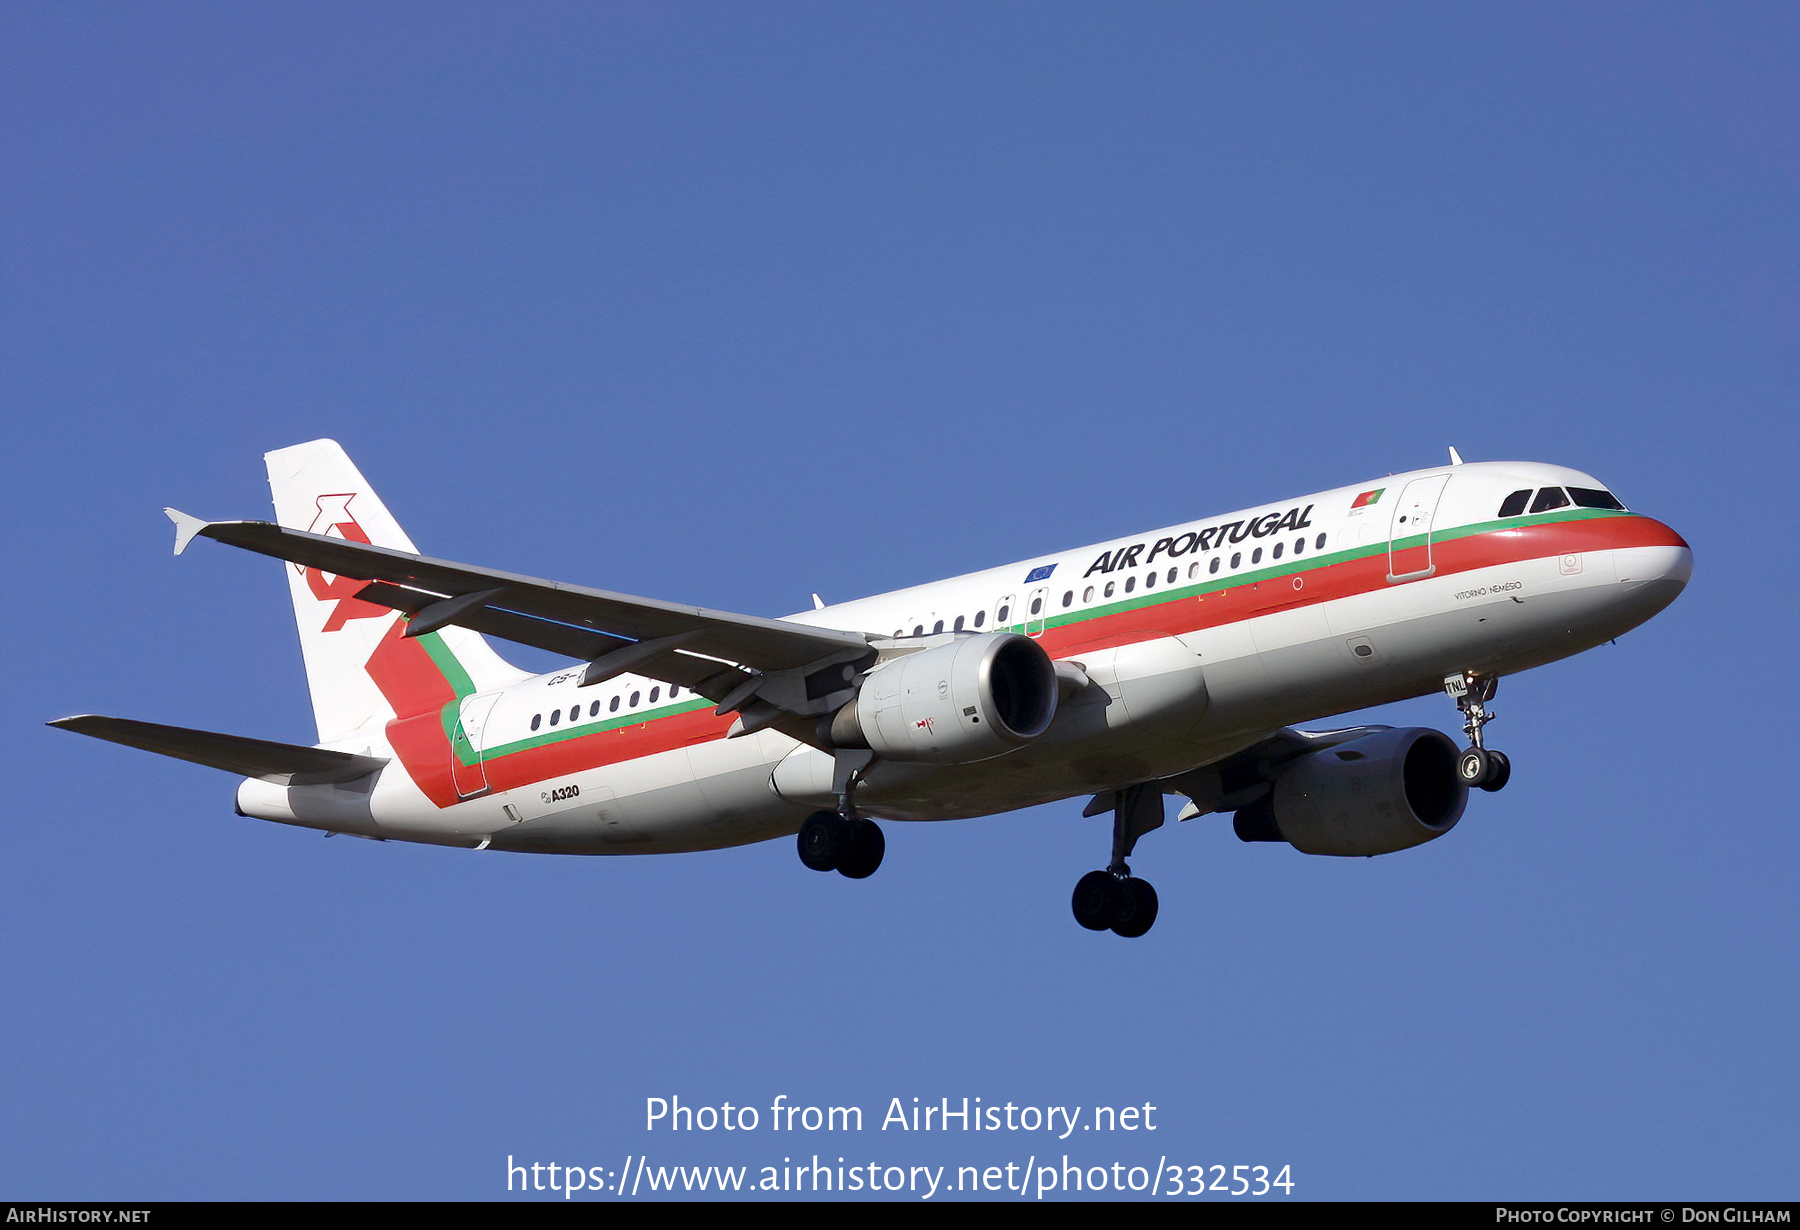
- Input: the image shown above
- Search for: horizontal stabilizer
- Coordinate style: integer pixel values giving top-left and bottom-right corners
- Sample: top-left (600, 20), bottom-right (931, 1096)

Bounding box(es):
top-left (48, 715), bottom-right (388, 786)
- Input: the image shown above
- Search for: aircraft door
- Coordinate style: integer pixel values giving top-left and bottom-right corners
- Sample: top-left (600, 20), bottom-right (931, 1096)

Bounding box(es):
top-left (450, 692), bottom-right (502, 799)
top-left (1025, 586), bottom-right (1049, 637)
top-left (1387, 474), bottom-right (1451, 582)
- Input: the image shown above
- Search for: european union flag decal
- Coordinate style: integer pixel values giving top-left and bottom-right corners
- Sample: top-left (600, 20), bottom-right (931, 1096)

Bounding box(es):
top-left (1023, 563), bottom-right (1057, 583)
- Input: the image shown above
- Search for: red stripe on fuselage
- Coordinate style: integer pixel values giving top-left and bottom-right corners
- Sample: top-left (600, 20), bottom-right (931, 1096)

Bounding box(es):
top-left (477, 708), bottom-right (737, 795)
top-left (382, 513), bottom-right (1684, 806)
top-left (1046, 513), bottom-right (1684, 655)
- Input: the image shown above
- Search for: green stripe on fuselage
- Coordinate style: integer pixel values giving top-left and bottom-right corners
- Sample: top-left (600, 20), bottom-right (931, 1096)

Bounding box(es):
top-left (1004, 507), bottom-right (1629, 635)
top-left (417, 630), bottom-right (485, 764)
top-left (479, 696), bottom-right (716, 761)
top-left (471, 507), bottom-right (1632, 763)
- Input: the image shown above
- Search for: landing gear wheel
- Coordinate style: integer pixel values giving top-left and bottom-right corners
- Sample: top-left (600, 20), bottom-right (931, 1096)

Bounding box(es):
top-left (1457, 747), bottom-right (1491, 786)
top-left (835, 818), bottom-right (885, 879)
top-left (797, 810), bottom-right (850, 872)
top-left (1478, 749), bottom-right (1511, 793)
top-left (1110, 877), bottom-right (1159, 938)
top-left (1072, 870), bottom-right (1119, 931)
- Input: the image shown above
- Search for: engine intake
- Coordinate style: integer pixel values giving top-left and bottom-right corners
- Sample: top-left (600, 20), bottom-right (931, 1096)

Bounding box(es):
top-left (1234, 727), bottom-right (1467, 856)
top-left (831, 633), bottom-right (1057, 764)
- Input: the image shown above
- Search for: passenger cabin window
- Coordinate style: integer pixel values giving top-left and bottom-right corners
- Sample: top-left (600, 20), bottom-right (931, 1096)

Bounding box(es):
top-left (1530, 487), bottom-right (1571, 513)
top-left (1231, 552), bottom-right (1242, 569)
top-left (1061, 591), bottom-right (1073, 608)
top-left (913, 624), bottom-right (924, 636)
top-left (1144, 572), bottom-right (1156, 589)
top-left (1083, 586), bottom-right (1095, 602)
top-left (1272, 542), bottom-right (1283, 559)
top-left (1314, 533), bottom-right (1327, 550)
top-left (630, 691), bottom-right (640, 708)
top-left (997, 605), bottom-right (1010, 623)
top-left (1294, 537), bottom-right (1305, 555)
top-left (1568, 487), bottom-right (1626, 511)
top-left (1498, 489), bottom-right (1532, 518)
top-left (590, 701), bottom-right (601, 717)
top-left (569, 706), bottom-right (579, 722)
top-left (1187, 563), bottom-right (1199, 579)
top-left (1167, 567), bottom-right (1177, 584)
top-left (974, 611), bottom-right (985, 628)
top-left (1124, 577), bottom-right (1136, 594)
top-left (954, 615), bottom-right (965, 631)
top-left (649, 687), bottom-right (660, 704)
top-left (1209, 557), bottom-right (1221, 574)
top-left (609, 696), bottom-right (620, 712)
top-left (531, 714), bottom-right (542, 731)
top-left (1251, 547), bottom-right (1263, 565)
top-left (933, 620), bottom-right (944, 634)
top-left (1104, 582), bottom-right (1115, 598)
top-left (549, 710), bottom-right (560, 726)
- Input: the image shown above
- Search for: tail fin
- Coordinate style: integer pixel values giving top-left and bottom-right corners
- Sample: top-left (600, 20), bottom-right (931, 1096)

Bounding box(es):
top-left (265, 440), bottom-right (525, 743)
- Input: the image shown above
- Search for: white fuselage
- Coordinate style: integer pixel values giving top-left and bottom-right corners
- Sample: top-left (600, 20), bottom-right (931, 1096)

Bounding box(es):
top-left (237, 460), bottom-right (1691, 854)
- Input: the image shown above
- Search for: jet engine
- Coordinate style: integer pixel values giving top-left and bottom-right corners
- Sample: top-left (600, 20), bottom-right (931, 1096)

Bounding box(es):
top-left (830, 632), bottom-right (1058, 764)
top-left (1233, 727), bottom-right (1466, 856)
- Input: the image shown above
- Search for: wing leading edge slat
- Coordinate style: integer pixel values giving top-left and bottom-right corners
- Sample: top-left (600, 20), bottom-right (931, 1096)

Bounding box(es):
top-left (179, 517), bottom-right (872, 674)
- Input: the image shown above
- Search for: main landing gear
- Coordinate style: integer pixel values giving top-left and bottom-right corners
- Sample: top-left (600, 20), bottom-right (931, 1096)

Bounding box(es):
top-left (796, 748), bottom-right (884, 879)
top-left (797, 808), bottom-right (885, 879)
top-left (1071, 783), bottom-right (1163, 938)
top-left (1445, 671), bottom-right (1511, 793)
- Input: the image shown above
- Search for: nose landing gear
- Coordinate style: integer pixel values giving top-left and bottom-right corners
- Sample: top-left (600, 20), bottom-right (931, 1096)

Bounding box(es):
top-left (1071, 783), bottom-right (1163, 937)
top-left (1445, 671), bottom-right (1511, 792)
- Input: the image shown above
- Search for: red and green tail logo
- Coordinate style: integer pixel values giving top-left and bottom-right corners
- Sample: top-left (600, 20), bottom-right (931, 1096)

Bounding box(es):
top-left (365, 617), bottom-right (477, 807)
top-left (299, 494), bottom-right (394, 632)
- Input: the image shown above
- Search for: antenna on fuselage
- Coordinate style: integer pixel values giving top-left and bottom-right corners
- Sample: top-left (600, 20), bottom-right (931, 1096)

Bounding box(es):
top-left (1448, 447), bottom-right (1465, 465)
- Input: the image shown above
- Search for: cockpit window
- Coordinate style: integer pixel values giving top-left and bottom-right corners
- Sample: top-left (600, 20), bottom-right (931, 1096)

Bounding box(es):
top-left (1567, 487), bottom-right (1626, 511)
top-left (1529, 487), bottom-right (1571, 513)
top-left (1498, 489), bottom-right (1532, 518)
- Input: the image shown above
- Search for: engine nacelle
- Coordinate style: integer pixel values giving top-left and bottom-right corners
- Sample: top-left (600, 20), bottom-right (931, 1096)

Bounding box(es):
top-left (832, 633), bottom-right (1058, 764)
top-left (1235, 727), bottom-right (1467, 856)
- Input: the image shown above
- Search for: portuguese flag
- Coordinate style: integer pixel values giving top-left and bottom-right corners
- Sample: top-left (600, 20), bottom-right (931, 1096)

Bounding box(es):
top-left (1351, 488), bottom-right (1384, 509)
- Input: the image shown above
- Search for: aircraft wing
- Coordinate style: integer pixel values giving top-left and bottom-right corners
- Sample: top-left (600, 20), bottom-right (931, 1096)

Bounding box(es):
top-left (167, 512), bottom-right (876, 729)
top-left (48, 715), bottom-right (388, 786)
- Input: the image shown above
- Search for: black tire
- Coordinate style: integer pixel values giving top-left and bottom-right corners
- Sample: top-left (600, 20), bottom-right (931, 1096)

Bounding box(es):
top-left (1111, 877), bottom-right (1160, 938)
top-left (1071, 870), bottom-right (1118, 931)
top-left (1479, 749), bottom-right (1511, 793)
top-left (836, 818), bottom-right (886, 879)
top-left (797, 810), bottom-right (848, 872)
top-left (1457, 747), bottom-right (1491, 786)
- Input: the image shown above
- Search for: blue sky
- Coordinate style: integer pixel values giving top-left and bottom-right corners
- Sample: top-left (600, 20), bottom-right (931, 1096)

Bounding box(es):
top-left (3, 2), bottom-right (1795, 1200)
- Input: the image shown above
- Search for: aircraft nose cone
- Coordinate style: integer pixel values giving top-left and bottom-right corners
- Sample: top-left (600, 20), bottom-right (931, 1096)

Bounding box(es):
top-left (1614, 518), bottom-right (1692, 590)
top-left (1608, 519), bottom-right (1692, 641)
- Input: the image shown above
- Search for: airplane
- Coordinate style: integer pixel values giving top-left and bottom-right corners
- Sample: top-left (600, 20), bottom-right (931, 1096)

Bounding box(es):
top-left (51, 440), bottom-right (1691, 938)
